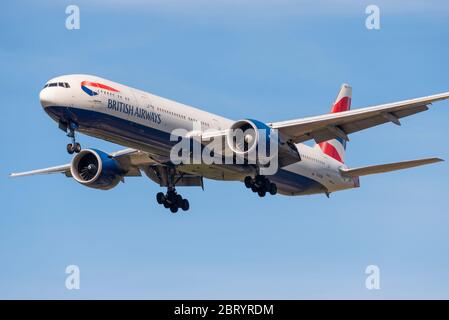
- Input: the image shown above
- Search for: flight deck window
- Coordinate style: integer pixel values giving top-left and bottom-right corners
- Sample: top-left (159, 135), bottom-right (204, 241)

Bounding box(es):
top-left (45, 82), bottom-right (70, 88)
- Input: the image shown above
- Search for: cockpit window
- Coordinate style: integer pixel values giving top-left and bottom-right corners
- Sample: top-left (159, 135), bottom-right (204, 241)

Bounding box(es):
top-left (44, 82), bottom-right (70, 88)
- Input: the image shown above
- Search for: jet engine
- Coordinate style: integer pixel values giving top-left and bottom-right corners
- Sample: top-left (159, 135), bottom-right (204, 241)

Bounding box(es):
top-left (226, 119), bottom-right (300, 166)
top-left (226, 119), bottom-right (273, 159)
top-left (70, 149), bottom-right (126, 190)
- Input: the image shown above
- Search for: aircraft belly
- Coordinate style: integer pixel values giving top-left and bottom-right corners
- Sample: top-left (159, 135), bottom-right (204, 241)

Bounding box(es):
top-left (177, 164), bottom-right (254, 181)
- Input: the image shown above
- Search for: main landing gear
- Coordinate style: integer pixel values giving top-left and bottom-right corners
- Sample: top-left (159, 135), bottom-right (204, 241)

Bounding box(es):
top-left (244, 175), bottom-right (277, 197)
top-left (156, 188), bottom-right (190, 213)
top-left (66, 122), bottom-right (81, 154)
top-left (155, 166), bottom-right (190, 213)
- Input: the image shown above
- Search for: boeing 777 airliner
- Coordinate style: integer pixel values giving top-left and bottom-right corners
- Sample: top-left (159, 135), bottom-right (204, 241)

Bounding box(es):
top-left (10, 75), bottom-right (448, 212)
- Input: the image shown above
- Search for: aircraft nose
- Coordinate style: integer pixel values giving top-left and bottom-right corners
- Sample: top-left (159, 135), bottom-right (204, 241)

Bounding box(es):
top-left (39, 88), bottom-right (55, 108)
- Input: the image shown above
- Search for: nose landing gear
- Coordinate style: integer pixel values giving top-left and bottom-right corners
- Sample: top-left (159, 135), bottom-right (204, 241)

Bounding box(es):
top-left (66, 122), bottom-right (81, 154)
top-left (67, 142), bottom-right (81, 155)
top-left (244, 175), bottom-right (277, 197)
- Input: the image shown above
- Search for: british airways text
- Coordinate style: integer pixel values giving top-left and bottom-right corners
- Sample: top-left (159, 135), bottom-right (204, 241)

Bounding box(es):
top-left (107, 98), bottom-right (161, 124)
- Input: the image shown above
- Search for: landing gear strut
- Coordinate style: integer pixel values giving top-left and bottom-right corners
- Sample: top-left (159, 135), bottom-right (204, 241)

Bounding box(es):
top-left (66, 122), bottom-right (81, 154)
top-left (244, 175), bottom-right (277, 197)
top-left (155, 166), bottom-right (190, 213)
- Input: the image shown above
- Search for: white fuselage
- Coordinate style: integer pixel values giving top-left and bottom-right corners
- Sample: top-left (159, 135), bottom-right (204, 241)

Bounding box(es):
top-left (39, 74), bottom-right (357, 195)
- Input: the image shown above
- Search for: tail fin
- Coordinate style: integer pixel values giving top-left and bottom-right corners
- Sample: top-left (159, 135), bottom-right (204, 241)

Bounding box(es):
top-left (318, 83), bottom-right (352, 163)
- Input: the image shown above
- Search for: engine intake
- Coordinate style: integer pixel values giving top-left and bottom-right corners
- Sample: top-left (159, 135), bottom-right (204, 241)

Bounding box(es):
top-left (71, 149), bottom-right (125, 190)
top-left (226, 119), bottom-right (300, 168)
top-left (226, 119), bottom-right (274, 161)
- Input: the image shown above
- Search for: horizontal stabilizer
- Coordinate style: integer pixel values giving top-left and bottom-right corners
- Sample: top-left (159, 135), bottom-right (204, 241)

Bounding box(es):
top-left (340, 158), bottom-right (443, 177)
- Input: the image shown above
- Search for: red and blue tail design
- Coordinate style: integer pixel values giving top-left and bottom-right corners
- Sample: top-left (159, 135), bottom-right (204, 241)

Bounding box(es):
top-left (317, 83), bottom-right (352, 163)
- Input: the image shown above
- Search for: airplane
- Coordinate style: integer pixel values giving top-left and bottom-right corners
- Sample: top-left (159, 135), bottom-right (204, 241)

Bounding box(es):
top-left (10, 74), bottom-right (448, 213)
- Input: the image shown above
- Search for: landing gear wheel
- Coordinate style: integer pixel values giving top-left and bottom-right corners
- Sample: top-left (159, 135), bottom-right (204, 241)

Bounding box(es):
top-left (74, 142), bottom-right (81, 153)
top-left (175, 194), bottom-right (183, 207)
top-left (269, 183), bottom-right (277, 195)
top-left (67, 143), bottom-right (74, 154)
top-left (244, 176), bottom-right (253, 188)
top-left (181, 199), bottom-right (190, 211)
top-left (155, 167), bottom-right (192, 213)
top-left (156, 192), bottom-right (165, 204)
top-left (167, 190), bottom-right (177, 202)
top-left (156, 186), bottom-right (190, 213)
top-left (264, 179), bottom-right (271, 191)
top-left (245, 175), bottom-right (277, 197)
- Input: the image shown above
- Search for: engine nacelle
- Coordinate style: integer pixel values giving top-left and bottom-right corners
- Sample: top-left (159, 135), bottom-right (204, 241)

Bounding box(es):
top-left (226, 119), bottom-right (276, 161)
top-left (70, 149), bottom-right (125, 190)
top-left (226, 119), bottom-right (300, 167)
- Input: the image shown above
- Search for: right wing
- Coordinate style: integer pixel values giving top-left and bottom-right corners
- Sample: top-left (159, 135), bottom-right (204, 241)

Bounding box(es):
top-left (199, 91), bottom-right (449, 167)
top-left (339, 158), bottom-right (443, 177)
top-left (270, 92), bottom-right (449, 144)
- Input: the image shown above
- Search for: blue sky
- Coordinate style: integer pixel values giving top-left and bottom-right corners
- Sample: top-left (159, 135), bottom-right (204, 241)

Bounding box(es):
top-left (1, 0), bottom-right (449, 299)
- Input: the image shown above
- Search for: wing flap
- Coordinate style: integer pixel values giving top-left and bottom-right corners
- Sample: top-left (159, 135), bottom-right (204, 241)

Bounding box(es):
top-left (339, 104), bottom-right (428, 135)
top-left (339, 158), bottom-right (443, 177)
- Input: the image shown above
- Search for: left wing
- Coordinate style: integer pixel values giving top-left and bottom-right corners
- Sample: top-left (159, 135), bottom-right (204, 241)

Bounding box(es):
top-left (9, 148), bottom-right (143, 178)
top-left (270, 92), bottom-right (449, 144)
top-left (10, 164), bottom-right (72, 178)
